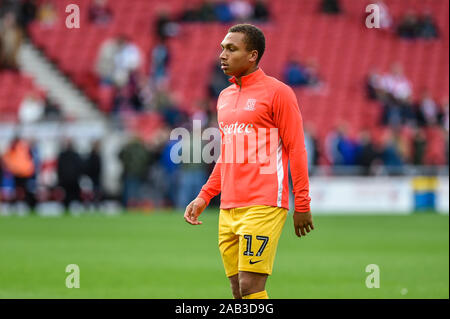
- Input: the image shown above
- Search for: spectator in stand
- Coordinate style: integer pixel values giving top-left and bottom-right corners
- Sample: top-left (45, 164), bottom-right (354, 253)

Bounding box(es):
top-left (0, 156), bottom-right (3, 199)
top-left (178, 0), bottom-right (270, 24)
top-left (57, 139), bottom-right (84, 211)
top-left (37, 0), bottom-right (57, 28)
top-left (84, 140), bottom-right (103, 209)
top-left (95, 37), bottom-right (120, 86)
top-left (418, 11), bottom-right (439, 39)
top-left (158, 137), bottom-right (180, 207)
top-left (440, 97), bottom-right (449, 132)
top-left (400, 96), bottom-right (416, 127)
top-left (0, 0), bottom-right (18, 17)
top-left (229, 0), bottom-right (253, 22)
top-left (252, 0), bottom-right (269, 22)
top-left (284, 58), bottom-right (321, 88)
top-left (208, 62), bottom-right (230, 99)
top-left (178, 2), bottom-right (201, 22)
top-left (397, 10), bottom-right (420, 39)
top-left (325, 127), bottom-right (341, 165)
top-left (320, 0), bottom-right (341, 14)
top-left (411, 127), bottom-right (427, 165)
top-left (197, 0), bottom-right (216, 22)
top-left (214, 0), bottom-right (234, 23)
top-left (325, 124), bottom-right (357, 166)
top-left (43, 96), bottom-right (62, 120)
top-left (156, 89), bottom-right (188, 127)
top-left (304, 124), bottom-right (319, 172)
top-left (366, 67), bottom-right (383, 100)
top-left (113, 35), bottom-right (142, 87)
top-left (284, 59), bottom-right (309, 87)
top-left (416, 89), bottom-right (439, 127)
top-left (119, 136), bottom-right (150, 208)
top-left (379, 63), bottom-right (412, 102)
top-left (112, 85), bottom-right (133, 115)
top-left (2, 136), bottom-right (36, 210)
top-left (0, 154), bottom-right (16, 205)
top-left (88, 0), bottom-right (113, 26)
top-left (18, 92), bottom-right (45, 124)
top-left (355, 131), bottom-right (379, 175)
top-left (381, 94), bottom-right (403, 127)
top-left (176, 124), bottom-right (208, 210)
top-left (380, 93), bottom-right (415, 128)
top-left (445, 129), bottom-right (449, 166)
top-left (151, 39), bottom-right (170, 86)
top-left (304, 58), bottom-right (321, 88)
top-left (96, 35), bottom-right (142, 90)
top-left (134, 73), bottom-right (154, 109)
top-left (0, 12), bottom-right (23, 71)
top-left (17, 0), bottom-right (37, 33)
top-left (128, 72), bottom-right (145, 112)
top-left (28, 138), bottom-right (39, 209)
top-left (193, 99), bottom-right (214, 128)
top-left (110, 71), bottom-right (144, 114)
top-left (380, 129), bottom-right (404, 172)
top-left (337, 128), bottom-right (358, 166)
top-left (146, 127), bottom-right (167, 208)
top-left (154, 8), bottom-right (179, 41)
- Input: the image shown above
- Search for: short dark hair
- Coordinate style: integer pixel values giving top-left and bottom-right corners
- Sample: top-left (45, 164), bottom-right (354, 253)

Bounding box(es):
top-left (228, 24), bottom-right (265, 64)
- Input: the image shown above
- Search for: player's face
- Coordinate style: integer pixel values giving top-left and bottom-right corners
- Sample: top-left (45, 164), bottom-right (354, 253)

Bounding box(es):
top-left (219, 32), bottom-right (257, 78)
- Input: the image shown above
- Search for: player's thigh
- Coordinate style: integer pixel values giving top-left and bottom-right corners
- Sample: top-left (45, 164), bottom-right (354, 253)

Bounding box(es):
top-left (237, 206), bottom-right (288, 275)
top-left (218, 209), bottom-right (239, 277)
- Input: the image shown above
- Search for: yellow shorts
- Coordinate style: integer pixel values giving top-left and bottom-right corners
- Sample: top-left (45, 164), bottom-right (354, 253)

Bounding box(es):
top-left (218, 205), bottom-right (288, 277)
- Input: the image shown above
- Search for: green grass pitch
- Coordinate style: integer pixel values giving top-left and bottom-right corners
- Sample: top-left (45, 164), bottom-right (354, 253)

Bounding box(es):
top-left (0, 210), bottom-right (448, 299)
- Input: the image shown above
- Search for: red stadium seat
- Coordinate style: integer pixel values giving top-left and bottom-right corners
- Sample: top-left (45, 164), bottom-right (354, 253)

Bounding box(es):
top-left (22, 0), bottom-right (449, 161)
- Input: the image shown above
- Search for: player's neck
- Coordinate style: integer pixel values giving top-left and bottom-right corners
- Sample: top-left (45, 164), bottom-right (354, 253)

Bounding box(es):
top-left (235, 65), bottom-right (259, 86)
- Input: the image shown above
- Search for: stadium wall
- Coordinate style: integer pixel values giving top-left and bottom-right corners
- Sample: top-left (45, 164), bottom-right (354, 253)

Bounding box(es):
top-left (307, 176), bottom-right (449, 215)
top-left (1, 123), bottom-right (448, 215)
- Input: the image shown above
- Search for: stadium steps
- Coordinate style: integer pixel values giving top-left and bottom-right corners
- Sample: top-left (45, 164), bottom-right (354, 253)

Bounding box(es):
top-left (0, 71), bottom-right (45, 122)
top-left (18, 39), bottom-right (101, 120)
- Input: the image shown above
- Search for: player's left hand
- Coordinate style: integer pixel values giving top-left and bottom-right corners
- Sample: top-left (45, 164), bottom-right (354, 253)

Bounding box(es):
top-left (293, 211), bottom-right (314, 237)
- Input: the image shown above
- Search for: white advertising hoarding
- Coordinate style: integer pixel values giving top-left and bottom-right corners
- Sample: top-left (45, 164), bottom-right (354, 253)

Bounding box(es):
top-left (436, 177), bottom-right (449, 214)
top-left (309, 177), bottom-right (414, 214)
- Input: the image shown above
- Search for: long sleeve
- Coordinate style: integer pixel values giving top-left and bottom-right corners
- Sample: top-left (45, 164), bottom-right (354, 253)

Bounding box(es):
top-left (272, 84), bottom-right (311, 212)
top-left (197, 157), bottom-right (222, 206)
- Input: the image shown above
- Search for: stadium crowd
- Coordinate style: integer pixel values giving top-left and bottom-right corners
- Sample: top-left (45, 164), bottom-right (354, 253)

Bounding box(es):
top-left (0, 0), bottom-right (448, 212)
top-left (0, 131), bottom-right (218, 212)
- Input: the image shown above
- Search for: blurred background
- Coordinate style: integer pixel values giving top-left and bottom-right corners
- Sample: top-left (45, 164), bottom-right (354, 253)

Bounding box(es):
top-left (0, 0), bottom-right (448, 216)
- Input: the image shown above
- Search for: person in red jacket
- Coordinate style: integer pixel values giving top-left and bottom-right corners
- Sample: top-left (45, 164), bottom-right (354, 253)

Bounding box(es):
top-left (184, 24), bottom-right (314, 299)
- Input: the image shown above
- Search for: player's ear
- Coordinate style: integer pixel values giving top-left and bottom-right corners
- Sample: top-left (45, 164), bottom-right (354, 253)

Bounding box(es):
top-left (249, 50), bottom-right (258, 63)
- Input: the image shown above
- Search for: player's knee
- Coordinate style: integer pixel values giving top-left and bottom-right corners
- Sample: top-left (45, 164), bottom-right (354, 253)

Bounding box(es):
top-left (231, 284), bottom-right (241, 299)
top-left (229, 275), bottom-right (241, 299)
top-left (239, 272), bottom-right (267, 297)
top-left (239, 276), bottom-right (257, 297)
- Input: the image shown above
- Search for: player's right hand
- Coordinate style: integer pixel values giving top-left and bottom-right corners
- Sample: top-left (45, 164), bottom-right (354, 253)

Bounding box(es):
top-left (184, 197), bottom-right (207, 225)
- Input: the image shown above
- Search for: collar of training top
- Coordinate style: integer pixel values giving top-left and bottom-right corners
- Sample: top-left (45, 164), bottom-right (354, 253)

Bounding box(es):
top-left (229, 67), bottom-right (265, 87)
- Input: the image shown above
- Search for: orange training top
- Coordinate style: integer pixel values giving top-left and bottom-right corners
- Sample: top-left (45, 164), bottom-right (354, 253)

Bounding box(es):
top-left (197, 68), bottom-right (311, 213)
top-left (2, 140), bottom-right (35, 178)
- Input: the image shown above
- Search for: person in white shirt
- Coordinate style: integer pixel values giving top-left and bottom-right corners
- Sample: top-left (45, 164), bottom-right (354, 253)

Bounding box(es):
top-left (19, 92), bottom-right (45, 124)
top-left (380, 63), bottom-right (412, 101)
